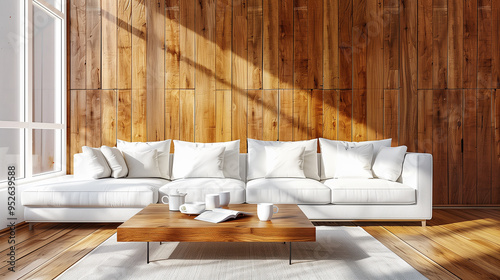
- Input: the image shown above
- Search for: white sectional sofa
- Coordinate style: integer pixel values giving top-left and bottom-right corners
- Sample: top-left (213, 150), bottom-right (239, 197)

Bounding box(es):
top-left (21, 138), bottom-right (432, 226)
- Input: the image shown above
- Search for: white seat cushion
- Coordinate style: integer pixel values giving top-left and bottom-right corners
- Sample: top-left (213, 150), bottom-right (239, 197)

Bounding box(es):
top-left (22, 177), bottom-right (169, 207)
top-left (159, 178), bottom-right (246, 204)
top-left (246, 178), bottom-right (330, 204)
top-left (323, 179), bottom-right (416, 204)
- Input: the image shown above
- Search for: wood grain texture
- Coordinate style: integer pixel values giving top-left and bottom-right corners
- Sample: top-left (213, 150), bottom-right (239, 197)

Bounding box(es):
top-left (263, 0), bottom-right (279, 89)
top-left (101, 90), bottom-right (117, 147)
top-left (86, 0), bottom-right (101, 89)
top-left (308, 0), bottom-right (323, 89)
top-left (216, 0), bottom-right (232, 90)
top-left (417, 0), bottom-right (432, 89)
top-left (294, 0), bottom-right (308, 90)
top-left (180, 90), bottom-right (195, 141)
top-left (166, 0), bottom-right (180, 89)
top-left (384, 89), bottom-right (398, 146)
top-left (338, 90), bottom-right (352, 141)
top-left (248, 90), bottom-right (263, 140)
top-left (367, 88), bottom-right (384, 140)
top-left (279, 0), bottom-right (294, 89)
top-left (101, 0), bottom-right (117, 90)
top-left (69, 90), bottom-right (86, 173)
top-left (248, 0), bottom-right (263, 90)
top-left (339, 0), bottom-right (352, 89)
top-left (165, 90), bottom-right (180, 147)
top-left (463, 89), bottom-right (477, 204)
top-left (477, 89), bottom-right (492, 204)
top-left (309, 89), bottom-right (323, 140)
top-left (323, 90), bottom-right (338, 140)
top-left (86, 91), bottom-right (101, 147)
top-left (417, 89), bottom-right (432, 153)
top-left (293, 89), bottom-right (309, 141)
top-left (263, 90), bottom-right (279, 140)
top-left (447, 0), bottom-right (463, 89)
top-left (433, 89), bottom-right (448, 205)
top-left (463, 0), bottom-right (478, 89)
top-left (323, 0), bottom-right (339, 89)
top-left (352, 0), bottom-right (367, 90)
top-left (279, 90), bottom-right (293, 141)
top-left (117, 0), bottom-right (132, 89)
top-left (353, 89), bottom-right (367, 141)
top-left (478, 0), bottom-right (492, 89)
top-left (117, 90), bottom-right (132, 141)
top-left (493, 89), bottom-right (500, 204)
top-left (448, 90), bottom-right (463, 204)
top-left (493, 1), bottom-right (500, 89)
top-left (70, 0), bottom-right (86, 89)
top-left (131, 0), bottom-right (147, 90)
top-left (180, 0), bottom-right (195, 89)
top-left (384, 0), bottom-right (399, 89)
top-left (216, 90), bottom-right (232, 142)
top-left (132, 89), bottom-right (147, 142)
top-left (432, 0), bottom-right (448, 89)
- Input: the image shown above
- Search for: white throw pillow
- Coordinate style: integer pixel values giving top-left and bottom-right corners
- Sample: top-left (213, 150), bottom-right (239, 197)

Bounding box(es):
top-left (265, 146), bottom-right (306, 178)
top-left (100, 146), bottom-right (128, 178)
top-left (117, 139), bottom-right (171, 179)
top-left (122, 149), bottom-right (162, 178)
top-left (247, 139), bottom-right (319, 180)
top-left (81, 146), bottom-right (112, 179)
top-left (173, 140), bottom-right (240, 179)
top-left (171, 145), bottom-right (225, 179)
top-left (372, 145), bottom-right (408, 181)
top-left (334, 144), bottom-right (374, 179)
top-left (319, 138), bottom-right (391, 179)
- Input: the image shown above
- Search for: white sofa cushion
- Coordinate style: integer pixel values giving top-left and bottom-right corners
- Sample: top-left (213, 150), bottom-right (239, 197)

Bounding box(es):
top-left (21, 177), bottom-right (169, 207)
top-left (122, 149), bottom-right (162, 178)
top-left (323, 179), bottom-right (416, 204)
top-left (246, 178), bottom-right (330, 204)
top-left (117, 139), bottom-right (171, 179)
top-left (172, 145), bottom-right (226, 179)
top-left (265, 146), bottom-right (306, 178)
top-left (319, 138), bottom-right (391, 179)
top-left (159, 178), bottom-right (245, 204)
top-left (81, 146), bottom-right (112, 179)
top-left (247, 139), bottom-right (320, 180)
top-left (335, 144), bottom-right (374, 179)
top-left (173, 140), bottom-right (241, 179)
top-left (372, 146), bottom-right (408, 181)
top-left (101, 146), bottom-right (128, 178)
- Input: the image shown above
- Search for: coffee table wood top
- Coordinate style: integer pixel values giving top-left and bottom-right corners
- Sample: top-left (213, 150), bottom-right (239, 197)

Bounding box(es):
top-left (117, 204), bottom-right (316, 243)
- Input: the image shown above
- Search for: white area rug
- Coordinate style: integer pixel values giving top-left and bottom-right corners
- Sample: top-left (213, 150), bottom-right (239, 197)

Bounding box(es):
top-left (57, 227), bottom-right (426, 280)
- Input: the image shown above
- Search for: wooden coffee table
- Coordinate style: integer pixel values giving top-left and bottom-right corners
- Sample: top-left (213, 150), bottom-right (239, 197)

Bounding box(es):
top-left (117, 204), bottom-right (316, 264)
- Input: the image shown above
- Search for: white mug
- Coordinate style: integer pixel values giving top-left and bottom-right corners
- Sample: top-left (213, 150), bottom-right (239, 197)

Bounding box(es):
top-left (205, 194), bottom-right (220, 210)
top-left (257, 203), bottom-right (279, 221)
top-left (162, 192), bottom-right (186, 211)
top-left (219, 191), bottom-right (231, 206)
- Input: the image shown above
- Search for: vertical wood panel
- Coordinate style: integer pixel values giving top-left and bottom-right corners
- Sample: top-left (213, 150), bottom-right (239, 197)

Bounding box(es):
top-left (417, 89), bottom-right (433, 153)
top-left (131, 0), bottom-right (147, 90)
top-left (102, 0), bottom-right (117, 90)
top-left (384, 0), bottom-right (399, 89)
top-left (492, 0), bottom-right (500, 88)
top-left (433, 89), bottom-right (448, 205)
top-left (216, 0), bottom-right (232, 90)
top-left (180, 0), bottom-right (195, 89)
top-left (432, 0), bottom-right (448, 89)
top-left (248, 0), bottom-right (263, 90)
top-left (263, 90), bottom-right (279, 140)
top-left (447, 0), bottom-right (463, 89)
top-left (366, 0), bottom-right (383, 90)
top-left (353, 89), bottom-right (367, 141)
top-left (309, 89), bottom-right (323, 141)
top-left (166, 0), bottom-right (180, 89)
top-left (165, 90), bottom-right (180, 149)
top-left (308, 0), bottom-right (323, 89)
top-left (493, 89), bottom-right (500, 203)
top-left (293, 89), bottom-right (309, 141)
top-left (86, 0), bottom-right (101, 89)
top-left (463, 89), bottom-right (477, 204)
top-left (384, 89), bottom-right (399, 146)
top-left (323, 90), bottom-right (338, 140)
top-left (367, 88), bottom-right (384, 140)
top-left (279, 0), bottom-right (294, 89)
top-left (478, 0), bottom-right (492, 89)
top-left (132, 89), bottom-right (147, 142)
top-left (263, 0), bottom-right (279, 89)
top-left (232, 0), bottom-right (248, 151)
top-left (338, 90), bottom-right (352, 141)
top-left (117, 90), bottom-right (132, 141)
top-left (70, 90), bottom-right (86, 173)
top-left (147, 0), bottom-right (165, 142)
top-left (417, 0), bottom-right (432, 89)
top-left (279, 90), bottom-right (293, 141)
top-left (339, 0), bottom-right (352, 89)
top-left (463, 0), bottom-right (478, 89)
top-left (117, 0), bottom-right (132, 89)
top-left (101, 90), bottom-right (117, 146)
top-left (70, 0), bottom-right (86, 89)
top-left (86, 90), bottom-right (101, 147)
top-left (323, 0), bottom-right (339, 89)
top-left (294, 0), bottom-right (308, 89)
top-left (399, 0), bottom-right (417, 151)
top-left (196, 0), bottom-right (216, 143)
top-left (216, 91), bottom-right (232, 142)
top-left (448, 90), bottom-right (463, 204)
top-left (248, 90), bottom-right (263, 139)
top-left (477, 89), bottom-right (492, 204)
top-left (352, 0), bottom-right (367, 89)
top-left (180, 90), bottom-right (195, 141)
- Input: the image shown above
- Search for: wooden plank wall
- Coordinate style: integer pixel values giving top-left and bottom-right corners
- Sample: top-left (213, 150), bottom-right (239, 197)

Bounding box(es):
top-left (68, 0), bottom-right (500, 206)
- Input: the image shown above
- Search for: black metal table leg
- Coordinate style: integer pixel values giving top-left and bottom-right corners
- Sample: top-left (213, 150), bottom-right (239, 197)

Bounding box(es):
top-left (289, 242), bottom-right (292, 265)
top-left (147, 242), bottom-right (149, 264)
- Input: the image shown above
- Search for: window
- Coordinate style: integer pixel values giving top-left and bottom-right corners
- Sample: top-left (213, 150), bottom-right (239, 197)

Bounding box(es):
top-left (0, 1), bottom-right (66, 185)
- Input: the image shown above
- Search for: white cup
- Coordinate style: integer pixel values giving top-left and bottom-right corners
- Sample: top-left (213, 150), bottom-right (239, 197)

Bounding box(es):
top-left (257, 203), bottom-right (279, 221)
top-left (219, 191), bottom-right (231, 206)
top-left (205, 194), bottom-right (220, 210)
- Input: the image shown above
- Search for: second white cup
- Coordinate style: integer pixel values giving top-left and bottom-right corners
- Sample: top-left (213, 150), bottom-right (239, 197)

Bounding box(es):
top-left (205, 194), bottom-right (220, 210)
top-left (257, 203), bottom-right (279, 221)
top-left (219, 191), bottom-right (231, 206)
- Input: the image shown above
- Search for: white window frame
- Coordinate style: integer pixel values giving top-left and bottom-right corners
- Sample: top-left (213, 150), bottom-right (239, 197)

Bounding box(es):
top-left (0, 0), bottom-right (66, 188)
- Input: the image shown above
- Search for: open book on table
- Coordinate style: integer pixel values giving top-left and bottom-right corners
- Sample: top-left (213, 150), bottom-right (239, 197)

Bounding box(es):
top-left (195, 208), bottom-right (252, 223)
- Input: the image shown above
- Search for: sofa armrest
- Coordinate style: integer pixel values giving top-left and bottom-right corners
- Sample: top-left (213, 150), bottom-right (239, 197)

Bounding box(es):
top-left (401, 152), bottom-right (433, 219)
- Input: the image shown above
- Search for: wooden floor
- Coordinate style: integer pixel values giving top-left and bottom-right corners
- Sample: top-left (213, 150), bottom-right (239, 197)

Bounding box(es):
top-left (1, 209), bottom-right (499, 280)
